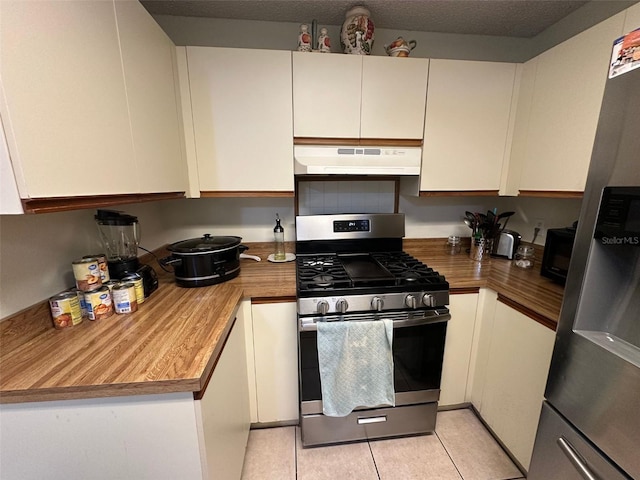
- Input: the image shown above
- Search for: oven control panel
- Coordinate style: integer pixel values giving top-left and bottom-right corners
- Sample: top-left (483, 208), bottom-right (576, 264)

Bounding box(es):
top-left (297, 291), bottom-right (449, 316)
top-left (333, 219), bottom-right (370, 232)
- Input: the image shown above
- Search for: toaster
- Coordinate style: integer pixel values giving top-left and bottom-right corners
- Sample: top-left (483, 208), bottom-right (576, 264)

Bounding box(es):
top-left (492, 230), bottom-right (521, 259)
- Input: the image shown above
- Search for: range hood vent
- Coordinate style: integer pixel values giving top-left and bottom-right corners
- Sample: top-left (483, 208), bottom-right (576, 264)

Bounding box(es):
top-left (294, 145), bottom-right (422, 176)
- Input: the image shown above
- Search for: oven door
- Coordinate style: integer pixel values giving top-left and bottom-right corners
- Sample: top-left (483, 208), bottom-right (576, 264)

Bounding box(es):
top-left (299, 311), bottom-right (449, 416)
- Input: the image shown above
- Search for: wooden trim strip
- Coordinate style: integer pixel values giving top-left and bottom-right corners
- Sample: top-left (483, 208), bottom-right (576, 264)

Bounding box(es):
top-left (451, 287), bottom-right (481, 295)
top-left (251, 296), bottom-right (297, 305)
top-left (518, 190), bottom-right (583, 199)
top-left (293, 137), bottom-right (423, 147)
top-left (419, 190), bottom-right (499, 197)
top-left (22, 192), bottom-right (185, 214)
top-left (194, 316), bottom-right (237, 401)
top-left (497, 294), bottom-right (557, 331)
top-left (200, 191), bottom-right (295, 198)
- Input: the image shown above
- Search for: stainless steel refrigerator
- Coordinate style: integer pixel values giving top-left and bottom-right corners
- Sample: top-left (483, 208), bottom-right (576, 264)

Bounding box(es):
top-left (528, 50), bottom-right (640, 478)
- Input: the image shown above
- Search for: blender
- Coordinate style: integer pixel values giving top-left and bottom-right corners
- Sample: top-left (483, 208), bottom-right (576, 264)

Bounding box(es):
top-left (95, 209), bottom-right (141, 278)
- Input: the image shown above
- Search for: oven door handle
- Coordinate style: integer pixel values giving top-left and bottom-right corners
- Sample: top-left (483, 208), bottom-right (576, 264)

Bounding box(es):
top-left (299, 310), bottom-right (450, 332)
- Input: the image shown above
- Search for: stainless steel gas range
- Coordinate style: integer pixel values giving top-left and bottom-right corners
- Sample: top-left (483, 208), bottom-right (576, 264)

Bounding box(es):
top-left (295, 213), bottom-right (451, 447)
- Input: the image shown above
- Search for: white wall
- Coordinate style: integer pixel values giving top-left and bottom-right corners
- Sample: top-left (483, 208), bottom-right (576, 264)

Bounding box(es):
top-left (0, 192), bottom-right (581, 319)
top-left (152, 1), bottom-right (633, 62)
top-left (0, 201), bottom-right (175, 319)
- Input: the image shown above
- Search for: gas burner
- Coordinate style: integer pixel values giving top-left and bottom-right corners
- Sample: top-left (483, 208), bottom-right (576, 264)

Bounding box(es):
top-left (399, 271), bottom-right (420, 282)
top-left (312, 275), bottom-right (334, 287)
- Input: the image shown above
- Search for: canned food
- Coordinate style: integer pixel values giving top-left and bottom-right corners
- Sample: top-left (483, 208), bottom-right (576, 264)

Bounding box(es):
top-left (112, 283), bottom-right (138, 314)
top-left (49, 292), bottom-right (83, 329)
top-left (83, 254), bottom-right (110, 282)
top-left (68, 287), bottom-right (88, 318)
top-left (121, 273), bottom-right (144, 305)
top-left (72, 258), bottom-right (102, 291)
top-left (102, 280), bottom-right (120, 293)
top-left (84, 286), bottom-right (113, 320)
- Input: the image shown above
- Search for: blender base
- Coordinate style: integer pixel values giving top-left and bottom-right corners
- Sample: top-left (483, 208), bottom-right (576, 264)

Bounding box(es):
top-left (108, 258), bottom-right (141, 280)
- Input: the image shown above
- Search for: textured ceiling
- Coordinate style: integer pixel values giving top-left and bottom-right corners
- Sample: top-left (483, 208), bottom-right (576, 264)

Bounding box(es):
top-left (140, 0), bottom-right (591, 38)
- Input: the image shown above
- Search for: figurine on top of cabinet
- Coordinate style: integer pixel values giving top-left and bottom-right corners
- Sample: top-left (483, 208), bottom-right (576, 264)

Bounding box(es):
top-left (298, 24), bottom-right (312, 52)
top-left (317, 27), bottom-right (331, 53)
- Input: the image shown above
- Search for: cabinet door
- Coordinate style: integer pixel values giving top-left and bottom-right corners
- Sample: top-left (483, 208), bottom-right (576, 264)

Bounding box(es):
top-left (439, 293), bottom-right (479, 406)
top-left (292, 53), bottom-right (362, 138)
top-left (0, 0), bottom-right (136, 197)
top-left (187, 47), bottom-right (294, 192)
top-left (115, 0), bottom-right (186, 194)
top-left (360, 56), bottom-right (429, 139)
top-left (251, 301), bottom-right (299, 423)
top-left (0, 115), bottom-right (23, 214)
top-left (480, 301), bottom-right (555, 470)
top-left (196, 310), bottom-right (250, 480)
top-left (420, 59), bottom-right (516, 192)
top-left (518, 13), bottom-right (625, 193)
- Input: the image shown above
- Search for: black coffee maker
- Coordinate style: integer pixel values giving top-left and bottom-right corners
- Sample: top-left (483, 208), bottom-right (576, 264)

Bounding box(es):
top-left (95, 210), bottom-right (158, 296)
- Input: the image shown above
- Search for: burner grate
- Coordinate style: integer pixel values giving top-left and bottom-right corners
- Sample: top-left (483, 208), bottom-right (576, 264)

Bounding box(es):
top-left (296, 252), bottom-right (447, 293)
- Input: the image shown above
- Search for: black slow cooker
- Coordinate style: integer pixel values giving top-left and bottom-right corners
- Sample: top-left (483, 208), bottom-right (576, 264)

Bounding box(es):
top-left (161, 234), bottom-right (245, 288)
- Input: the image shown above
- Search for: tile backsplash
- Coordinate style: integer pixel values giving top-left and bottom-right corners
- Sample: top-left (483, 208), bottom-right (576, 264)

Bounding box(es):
top-left (298, 180), bottom-right (396, 215)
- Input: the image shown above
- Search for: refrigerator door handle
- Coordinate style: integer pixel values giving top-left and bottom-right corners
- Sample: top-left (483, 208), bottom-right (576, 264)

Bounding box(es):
top-left (557, 436), bottom-right (601, 480)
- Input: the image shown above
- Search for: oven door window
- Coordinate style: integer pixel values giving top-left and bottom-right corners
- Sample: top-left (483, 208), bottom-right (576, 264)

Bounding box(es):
top-left (299, 321), bottom-right (447, 402)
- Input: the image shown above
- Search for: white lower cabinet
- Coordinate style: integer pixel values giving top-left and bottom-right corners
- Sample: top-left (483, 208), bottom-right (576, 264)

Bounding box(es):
top-left (195, 307), bottom-right (251, 480)
top-left (0, 308), bottom-right (250, 480)
top-left (439, 293), bottom-right (479, 406)
top-left (250, 301), bottom-right (299, 424)
top-left (475, 298), bottom-right (555, 471)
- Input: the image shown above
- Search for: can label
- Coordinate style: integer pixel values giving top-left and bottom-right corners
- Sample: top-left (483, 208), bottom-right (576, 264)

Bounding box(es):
top-left (69, 288), bottom-right (88, 318)
top-left (112, 283), bottom-right (138, 314)
top-left (50, 293), bottom-right (83, 329)
top-left (72, 258), bottom-right (102, 291)
top-left (121, 274), bottom-right (144, 304)
top-left (84, 287), bottom-right (113, 320)
top-left (84, 254), bottom-right (110, 283)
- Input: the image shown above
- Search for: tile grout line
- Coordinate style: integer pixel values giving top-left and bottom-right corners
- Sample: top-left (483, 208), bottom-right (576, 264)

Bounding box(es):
top-left (434, 430), bottom-right (466, 480)
top-left (367, 440), bottom-right (382, 480)
top-left (294, 427), bottom-right (299, 480)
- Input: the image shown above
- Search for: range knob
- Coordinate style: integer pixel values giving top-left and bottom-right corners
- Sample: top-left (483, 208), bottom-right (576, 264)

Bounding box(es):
top-left (336, 298), bottom-right (349, 314)
top-left (422, 293), bottom-right (435, 307)
top-left (405, 295), bottom-right (418, 309)
top-left (317, 300), bottom-right (329, 315)
top-left (371, 296), bottom-right (384, 312)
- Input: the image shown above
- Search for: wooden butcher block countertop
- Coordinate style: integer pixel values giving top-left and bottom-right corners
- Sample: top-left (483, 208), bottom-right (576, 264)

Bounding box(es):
top-left (0, 240), bottom-right (563, 404)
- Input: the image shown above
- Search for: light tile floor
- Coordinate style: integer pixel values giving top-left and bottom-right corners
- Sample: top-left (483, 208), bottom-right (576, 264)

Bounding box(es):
top-left (241, 408), bottom-right (525, 480)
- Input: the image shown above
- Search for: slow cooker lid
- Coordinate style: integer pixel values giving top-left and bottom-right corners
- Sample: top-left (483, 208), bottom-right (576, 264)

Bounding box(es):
top-left (168, 234), bottom-right (242, 253)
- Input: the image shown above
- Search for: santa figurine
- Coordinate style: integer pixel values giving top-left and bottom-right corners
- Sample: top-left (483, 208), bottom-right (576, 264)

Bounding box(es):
top-left (317, 27), bottom-right (331, 53)
top-left (298, 24), bottom-right (312, 52)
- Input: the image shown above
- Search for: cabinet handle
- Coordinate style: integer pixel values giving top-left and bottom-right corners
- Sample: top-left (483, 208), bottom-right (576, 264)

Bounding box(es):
top-left (357, 416), bottom-right (387, 425)
top-left (557, 436), bottom-right (600, 480)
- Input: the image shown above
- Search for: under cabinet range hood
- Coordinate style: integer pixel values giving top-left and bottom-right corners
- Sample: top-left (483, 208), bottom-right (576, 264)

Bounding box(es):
top-left (294, 145), bottom-right (422, 176)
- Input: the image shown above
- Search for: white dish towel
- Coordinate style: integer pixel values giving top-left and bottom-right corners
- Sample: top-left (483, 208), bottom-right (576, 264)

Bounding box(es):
top-left (317, 319), bottom-right (395, 417)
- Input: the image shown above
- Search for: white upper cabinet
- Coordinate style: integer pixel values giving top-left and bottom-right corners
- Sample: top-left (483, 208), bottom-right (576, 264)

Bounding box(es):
top-left (185, 47), bottom-right (294, 193)
top-left (0, 0), bottom-right (136, 197)
top-left (516, 13), bottom-right (626, 193)
top-left (0, 0), bottom-right (186, 201)
top-left (420, 60), bottom-right (516, 192)
top-left (0, 115), bottom-right (23, 214)
top-left (293, 53), bottom-right (362, 139)
top-left (292, 53), bottom-right (429, 140)
top-left (360, 56), bottom-right (429, 139)
top-left (114, 0), bottom-right (185, 194)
